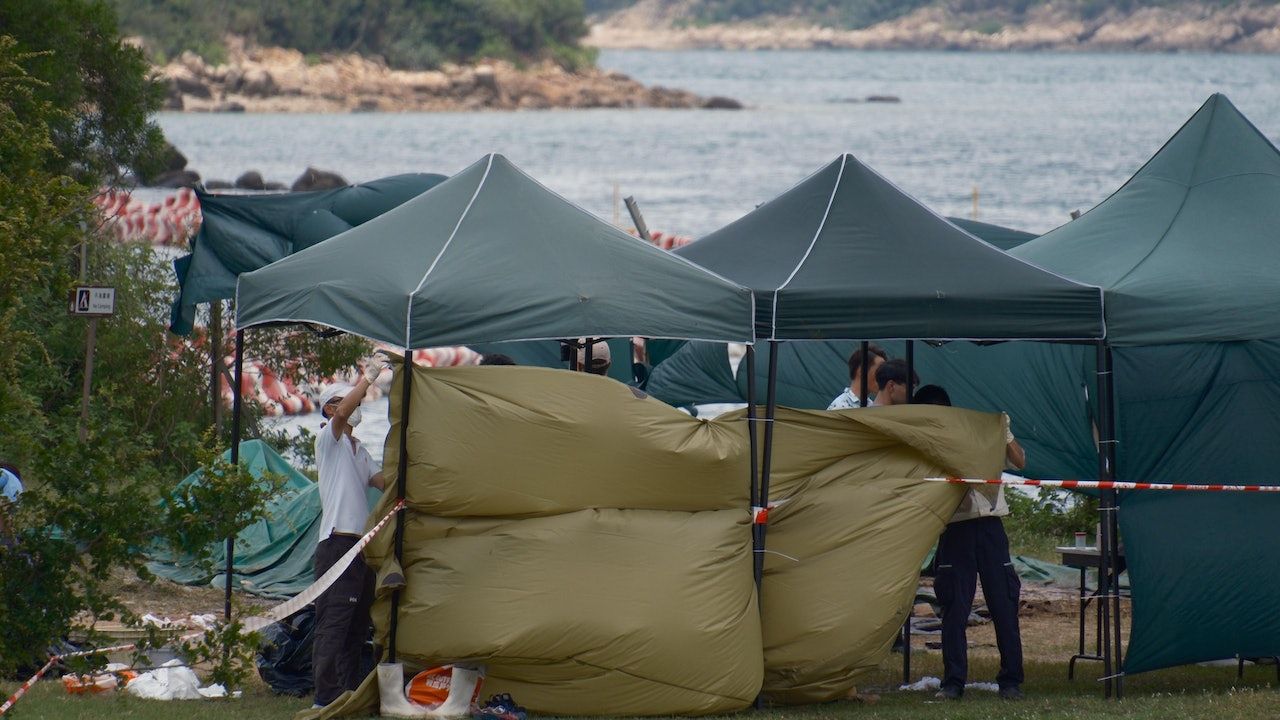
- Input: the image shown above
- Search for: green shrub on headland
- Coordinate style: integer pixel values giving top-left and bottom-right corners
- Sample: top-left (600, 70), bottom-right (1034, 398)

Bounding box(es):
top-left (111, 0), bottom-right (593, 70)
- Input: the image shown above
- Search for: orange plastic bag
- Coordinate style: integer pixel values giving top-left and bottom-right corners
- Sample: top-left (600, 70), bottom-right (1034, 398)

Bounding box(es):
top-left (406, 666), bottom-right (484, 709)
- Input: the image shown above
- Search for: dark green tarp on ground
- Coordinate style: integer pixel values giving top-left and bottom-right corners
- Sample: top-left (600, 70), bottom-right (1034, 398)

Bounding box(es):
top-left (675, 154), bottom-right (1103, 341)
top-left (236, 154), bottom-right (755, 347)
top-left (148, 439), bottom-right (377, 599)
top-left (170, 173), bottom-right (447, 334)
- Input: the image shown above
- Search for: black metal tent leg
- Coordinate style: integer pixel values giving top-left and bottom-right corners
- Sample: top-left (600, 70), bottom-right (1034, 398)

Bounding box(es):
top-left (388, 351), bottom-right (414, 663)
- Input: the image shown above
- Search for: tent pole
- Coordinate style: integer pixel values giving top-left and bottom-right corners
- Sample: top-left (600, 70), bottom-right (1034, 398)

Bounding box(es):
top-left (1103, 344), bottom-right (1123, 698)
top-left (226, 328), bottom-right (244, 623)
top-left (745, 344), bottom-right (762, 710)
top-left (756, 342), bottom-right (781, 608)
top-left (746, 345), bottom-right (760, 585)
top-left (388, 351), bottom-right (414, 664)
top-left (1095, 341), bottom-right (1114, 698)
top-left (859, 341), bottom-right (870, 406)
top-left (753, 340), bottom-right (781, 709)
top-left (210, 300), bottom-right (223, 438)
top-left (902, 340), bottom-right (914, 683)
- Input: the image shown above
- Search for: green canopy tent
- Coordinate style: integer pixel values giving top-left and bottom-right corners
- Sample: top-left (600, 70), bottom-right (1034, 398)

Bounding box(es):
top-left (672, 153), bottom-right (1108, 689)
top-left (169, 173), bottom-right (449, 622)
top-left (659, 95), bottom-right (1280, 683)
top-left (234, 152), bottom-right (755, 664)
top-left (236, 154), bottom-right (753, 346)
top-left (1005, 93), bottom-right (1280, 676)
top-left (171, 173), bottom-right (447, 335)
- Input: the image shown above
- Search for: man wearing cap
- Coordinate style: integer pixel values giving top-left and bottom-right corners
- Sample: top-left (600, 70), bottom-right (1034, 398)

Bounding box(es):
top-left (575, 338), bottom-right (611, 376)
top-left (312, 353), bottom-right (389, 708)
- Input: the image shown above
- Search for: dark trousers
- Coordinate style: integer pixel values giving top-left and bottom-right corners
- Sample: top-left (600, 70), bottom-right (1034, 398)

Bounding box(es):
top-left (313, 534), bottom-right (375, 706)
top-left (935, 516), bottom-right (1024, 693)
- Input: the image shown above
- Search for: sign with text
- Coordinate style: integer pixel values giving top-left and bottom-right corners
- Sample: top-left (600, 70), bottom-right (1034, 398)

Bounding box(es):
top-left (69, 286), bottom-right (116, 317)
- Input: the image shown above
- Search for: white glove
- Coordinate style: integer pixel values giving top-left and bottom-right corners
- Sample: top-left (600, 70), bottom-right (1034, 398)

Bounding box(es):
top-left (1001, 412), bottom-right (1016, 444)
top-left (362, 351), bottom-right (391, 384)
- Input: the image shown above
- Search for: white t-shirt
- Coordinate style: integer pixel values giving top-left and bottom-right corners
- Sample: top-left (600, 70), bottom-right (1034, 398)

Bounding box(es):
top-left (315, 425), bottom-right (379, 538)
top-left (827, 388), bottom-right (871, 410)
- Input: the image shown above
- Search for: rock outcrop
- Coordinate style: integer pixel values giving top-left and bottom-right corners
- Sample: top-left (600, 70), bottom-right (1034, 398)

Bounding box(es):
top-left (586, 1), bottom-right (1280, 52)
top-left (155, 38), bottom-right (730, 113)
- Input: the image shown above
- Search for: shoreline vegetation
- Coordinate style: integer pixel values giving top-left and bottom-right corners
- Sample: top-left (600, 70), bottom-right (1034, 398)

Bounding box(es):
top-left (154, 37), bottom-right (737, 114)
top-left (587, 1), bottom-right (1280, 52)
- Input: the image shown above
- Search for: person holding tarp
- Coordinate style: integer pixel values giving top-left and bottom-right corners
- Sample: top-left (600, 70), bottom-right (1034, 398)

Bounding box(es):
top-left (828, 344), bottom-right (888, 409)
top-left (312, 354), bottom-right (389, 709)
top-left (915, 385), bottom-right (1026, 701)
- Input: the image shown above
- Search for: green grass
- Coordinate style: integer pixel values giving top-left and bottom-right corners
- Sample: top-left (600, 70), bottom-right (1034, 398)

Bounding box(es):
top-left (5, 654), bottom-right (1276, 720)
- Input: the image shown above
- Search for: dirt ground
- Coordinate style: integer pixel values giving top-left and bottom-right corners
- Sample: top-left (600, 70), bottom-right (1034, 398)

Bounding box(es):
top-left (909, 579), bottom-right (1130, 668)
top-left (95, 569), bottom-right (1117, 666)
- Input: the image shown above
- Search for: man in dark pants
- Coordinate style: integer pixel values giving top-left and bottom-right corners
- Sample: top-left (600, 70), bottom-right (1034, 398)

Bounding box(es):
top-left (916, 387), bottom-right (1026, 700)
top-left (935, 515), bottom-right (1024, 700)
top-left (311, 354), bottom-right (387, 708)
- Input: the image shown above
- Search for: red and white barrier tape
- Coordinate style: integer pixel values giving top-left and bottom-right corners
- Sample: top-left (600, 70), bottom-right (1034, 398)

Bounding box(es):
top-left (926, 477), bottom-right (1280, 493)
top-left (242, 498), bottom-right (404, 632)
top-left (0, 499), bottom-right (405, 715)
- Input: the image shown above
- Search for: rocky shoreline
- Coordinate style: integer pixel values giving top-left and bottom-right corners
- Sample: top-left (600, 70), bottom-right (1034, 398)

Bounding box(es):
top-left (156, 38), bottom-right (740, 113)
top-left (587, 2), bottom-right (1280, 52)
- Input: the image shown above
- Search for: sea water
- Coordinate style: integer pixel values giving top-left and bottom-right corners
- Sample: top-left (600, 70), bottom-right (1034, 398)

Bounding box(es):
top-left (162, 50), bottom-right (1280, 459)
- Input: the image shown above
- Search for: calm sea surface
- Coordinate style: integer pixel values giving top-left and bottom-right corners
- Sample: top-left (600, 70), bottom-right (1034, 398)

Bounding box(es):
top-left (177, 50), bottom-right (1280, 459)
top-left (159, 49), bottom-right (1280, 237)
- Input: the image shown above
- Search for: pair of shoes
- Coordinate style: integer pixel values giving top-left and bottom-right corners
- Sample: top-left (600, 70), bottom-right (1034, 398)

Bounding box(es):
top-left (999, 685), bottom-right (1025, 700)
top-left (934, 685), bottom-right (963, 701)
top-left (472, 693), bottom-right (527, 720)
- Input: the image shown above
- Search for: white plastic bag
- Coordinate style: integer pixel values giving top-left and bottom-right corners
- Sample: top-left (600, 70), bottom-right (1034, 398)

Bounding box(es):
top-left (125, 659), bottom-right (204, 700)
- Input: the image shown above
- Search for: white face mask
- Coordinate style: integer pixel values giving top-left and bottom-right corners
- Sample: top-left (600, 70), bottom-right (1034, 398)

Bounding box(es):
top-left (347, 407), bottom-right (363, 428)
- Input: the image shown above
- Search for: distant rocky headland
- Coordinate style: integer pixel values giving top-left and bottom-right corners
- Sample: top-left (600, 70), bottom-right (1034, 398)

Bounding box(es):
top-left (155, 38), bottom-right (740, 113)
top-left (587, 2), bottom-right (1280, 52)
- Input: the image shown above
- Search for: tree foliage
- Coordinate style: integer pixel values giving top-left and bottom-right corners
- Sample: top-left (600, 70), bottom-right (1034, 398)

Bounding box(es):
top-left (0, 2), bottom-right (367, 676)
top-left (0, 0), bottom-right (165, 182)
top-left (111, 0), bottom-right (594, 70)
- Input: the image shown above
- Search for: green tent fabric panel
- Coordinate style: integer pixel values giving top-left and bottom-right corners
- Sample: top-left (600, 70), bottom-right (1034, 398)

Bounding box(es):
top-left (237, 154), bottom-right (755, 347)
top-left (675, 154), bottom-right (1103, 342)
top-left (170, 173), bottom-right (447, 334)
top-left (945, 217), bottom-right (1038, 251)
top-left (646, 341), bottom-right (742, 407)
top-left (1012, 94), bottom-right (1280, 345)
top-left (1121, 492), bottom-right (1280, 674)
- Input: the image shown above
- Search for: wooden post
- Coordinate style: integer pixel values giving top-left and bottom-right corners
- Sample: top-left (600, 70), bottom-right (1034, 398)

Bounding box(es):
top-left (971, 185), bottom-right (980, 220)
top-left (77, 239), bottom-right (95, 443)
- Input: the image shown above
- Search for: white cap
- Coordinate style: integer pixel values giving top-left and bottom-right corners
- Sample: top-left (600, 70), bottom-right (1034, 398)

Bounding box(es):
top-left (318, 383), bottom-right (353, 417)
top-left (576, 339), bottom-right (611, 370)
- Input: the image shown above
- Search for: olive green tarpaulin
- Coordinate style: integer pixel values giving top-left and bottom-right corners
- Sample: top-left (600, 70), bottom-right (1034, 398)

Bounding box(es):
top-left (307, 365), bottom-right (1004, 718)
top-left (675, 154), bottom-right (1103, 341)
top-left (236, 154), bottom-right (755, 346)
top-left (170, 173), bottom-right (447, 334)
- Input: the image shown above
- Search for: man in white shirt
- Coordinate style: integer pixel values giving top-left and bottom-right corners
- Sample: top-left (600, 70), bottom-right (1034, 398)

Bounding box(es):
top-left (915, 385), bottom-right (1026, 702)
top-left (827, 344), bottom-right (887, 410)
top-left (312, 354), bottom-right (388, 708)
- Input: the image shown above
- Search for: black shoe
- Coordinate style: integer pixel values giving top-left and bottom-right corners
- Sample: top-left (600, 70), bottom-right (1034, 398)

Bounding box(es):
top-left (998, 685), bottom-right (1024, 700)
top-left (934, 685), bottom-right (963, 700)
